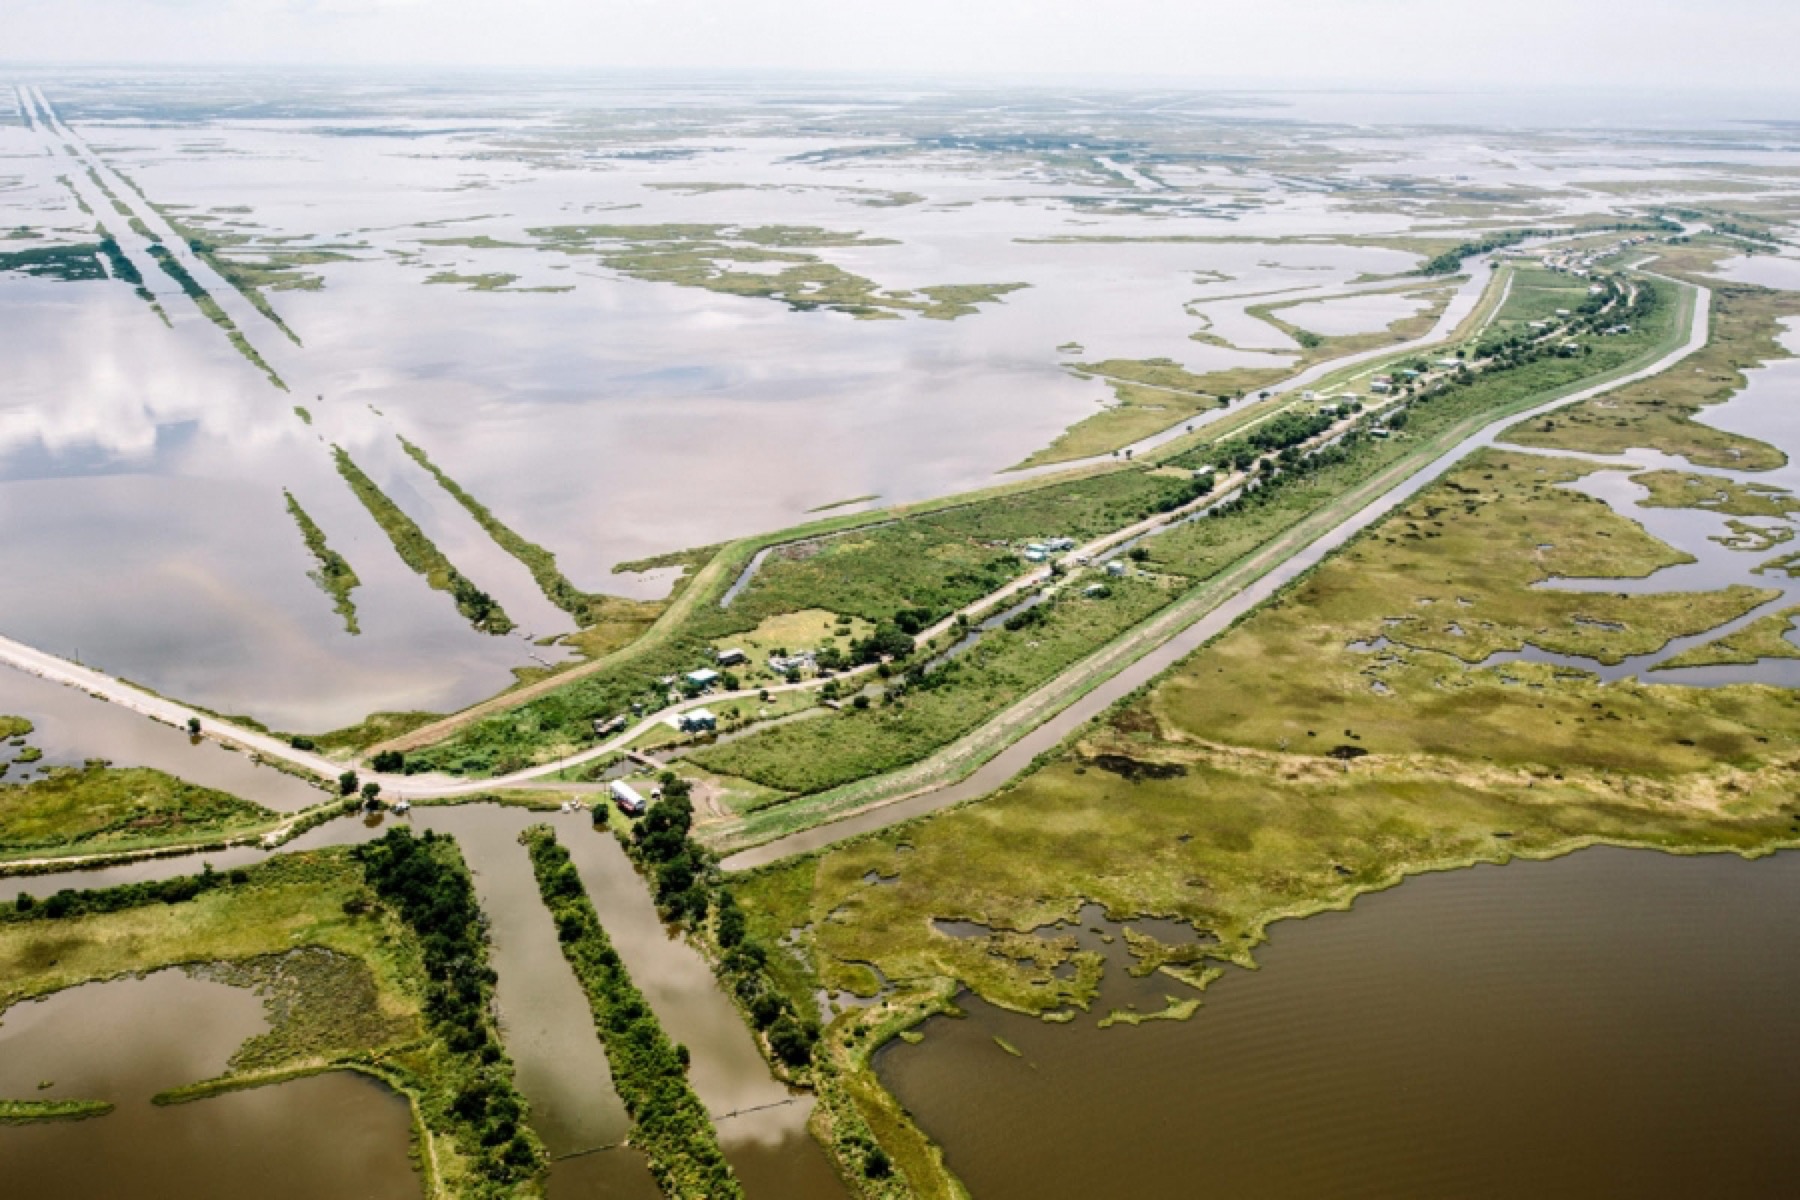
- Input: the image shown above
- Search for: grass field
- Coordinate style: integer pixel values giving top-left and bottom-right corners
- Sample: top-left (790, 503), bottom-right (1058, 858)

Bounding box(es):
top-left (0, 763), bottom-right (279, 862)
top-left (1632, 469), bottom-right (1800, 517)
top-left (689, 577), bottom-right (1177, 797)
top-left (1504, 276), bottom-right (1800, 470)
top-left (1, 842), bottom-right (545, 1197)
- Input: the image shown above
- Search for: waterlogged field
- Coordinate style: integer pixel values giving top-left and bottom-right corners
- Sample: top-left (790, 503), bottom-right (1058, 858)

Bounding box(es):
top-left (4, 72), bottom-right (1797, 734)
top-left (8, 67), bottom-right (1800, 1200)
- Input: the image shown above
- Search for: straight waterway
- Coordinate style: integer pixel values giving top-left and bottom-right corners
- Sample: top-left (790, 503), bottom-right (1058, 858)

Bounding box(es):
top-left (1, 805), bottom-right (846, 1199)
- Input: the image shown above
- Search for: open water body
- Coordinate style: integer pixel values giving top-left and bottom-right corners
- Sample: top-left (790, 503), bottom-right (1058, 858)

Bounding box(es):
top-left (879, 847), bottom-right (1800, 1199)
top-left (0, 666), bottom-right (324, 812)
top-left (0, 970), bottom-right (421, 1199)
top-left (0, 804), bottom-right (845, 1198)
top-left (7, 75), bottom-right (1776, 728)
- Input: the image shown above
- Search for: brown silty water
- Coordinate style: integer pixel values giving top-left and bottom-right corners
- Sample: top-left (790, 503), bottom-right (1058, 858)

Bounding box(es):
top-left (877, 847), bottom-right (1800, 1199)
top-left (0, 970), bottom-right (422, 1199)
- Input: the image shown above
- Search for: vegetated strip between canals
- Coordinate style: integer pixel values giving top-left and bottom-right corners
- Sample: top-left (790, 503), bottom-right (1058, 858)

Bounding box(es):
top-left (0, 272), bottom-right (1701, 854)
top-left (721, 273), bottom-right (1709, 870)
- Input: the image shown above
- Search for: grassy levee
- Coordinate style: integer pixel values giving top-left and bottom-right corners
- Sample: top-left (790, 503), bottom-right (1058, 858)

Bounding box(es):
top-left (519, 826), bottom-right (742, 1199)
top-left (0, 837), bottom-right (548, 1197)
top-left (1503, 272), bottom-right (1800, 469)
top-left (689, 578), bottom-right (1178, 799)
top-left (1132, 263), bottom-right (1519, 472)
top-left (0, 1098), bottom-right (113, 1124)
top-left (705, 274), bottom-right (1697, 851)
top-left (0, 762), bottom-right (283, 865)
top-left (142, 243), bottom-right (288, 390)
top-left (377, 459), bottom-right (1161, 762)
top-left (1017, 279), bottom-right (1468, 470)
top-left (332, 446), bottom-right (516, 636)
top-left (398, 436), bottom-right (658, 637)
top-left (285, 489), bottom-right (362, 634)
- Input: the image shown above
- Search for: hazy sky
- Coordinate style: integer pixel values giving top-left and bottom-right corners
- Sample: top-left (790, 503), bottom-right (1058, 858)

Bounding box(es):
top-left (8, 0), bottom-right (1799, 93)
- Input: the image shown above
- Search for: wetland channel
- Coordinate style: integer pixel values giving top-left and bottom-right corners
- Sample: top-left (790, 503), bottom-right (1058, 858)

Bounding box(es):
top-left (0, 803), bottom-right (845, 1199)
top-left (878, 847), bottom-right (1800, 1199)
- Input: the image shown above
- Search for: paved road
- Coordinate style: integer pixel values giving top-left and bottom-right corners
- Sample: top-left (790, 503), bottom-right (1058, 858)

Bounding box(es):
top-left (722, 274), bottom-right (1710, 870)
top-left (0, 257), bottom-right (1654, 819)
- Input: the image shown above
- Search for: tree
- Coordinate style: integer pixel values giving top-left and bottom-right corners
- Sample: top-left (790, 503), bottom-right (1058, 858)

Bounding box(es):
top-left (361, 781), bottom-right (382, 804)
top-left (339, 770), bottom-right (360, 796)
top-left (186, 717), bottom-right (201, 736)
top-left (372, 749), bottom-right (404, 773)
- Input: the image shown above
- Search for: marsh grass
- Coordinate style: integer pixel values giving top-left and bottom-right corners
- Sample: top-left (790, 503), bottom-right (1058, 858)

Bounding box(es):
top-left (1505, 275), bottom-right (1800, 470)
top-left (0, 764), bottom-right (276, 861)
top-left (284, 489), bottom-right (361, 634)
top-left (331, 446), bottom-right (516, 636)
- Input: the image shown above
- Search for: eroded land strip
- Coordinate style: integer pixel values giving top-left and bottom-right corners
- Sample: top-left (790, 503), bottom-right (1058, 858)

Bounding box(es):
top-left (379, 253), bottom-right (1528, 759)
top-left (0, 264), bottom-right (1681, 825)
top-left (720, 274), bottom-right (1708, 870)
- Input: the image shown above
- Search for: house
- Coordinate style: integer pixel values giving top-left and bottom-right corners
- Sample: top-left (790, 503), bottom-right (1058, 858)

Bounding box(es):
top-left (1398, 369), bottom-right (1422, 379)
top-left (685, 668), bottom-right (719, 689)
top-left (769, 652), bottom-right (814, 675)
top-left (1045, 537), bottom-right (1077, 552)
top-left (1083, 583), bottom-right (1109, 597)
top-left (593, 714), bottom-right (628, 737)
top-left (1555, 308), bottom-right (1572, 317)
top-left (1434, 358), bottom-right (1462, 368)
top-left (678, 708), bottom-right (717, 733)
top-left (1024, 548), bottom-right (1048, 563)
top-left (1105, 561), bottom-right (1128, 577)
top-left (715, 648), bottom-right (747, 667)
top-left (610, 780), bottom-right (648, 817)
top-left (1369, 380), bottom-right (1392, 394)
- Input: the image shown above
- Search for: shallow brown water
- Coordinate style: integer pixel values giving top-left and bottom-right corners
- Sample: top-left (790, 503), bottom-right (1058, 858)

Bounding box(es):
top-left (878, 847), bottom-right (1800, 1200)
top-left (0, 970), bottom-right (421, 1199)
top-left (555, 816), bottom-right (846, 1198)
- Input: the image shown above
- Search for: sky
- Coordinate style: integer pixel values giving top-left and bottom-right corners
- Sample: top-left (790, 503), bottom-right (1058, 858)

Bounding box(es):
top-left (6, 0), bottom-right (1800, 96)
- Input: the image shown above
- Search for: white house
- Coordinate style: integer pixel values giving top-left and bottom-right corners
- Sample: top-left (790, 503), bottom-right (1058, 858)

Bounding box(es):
top-left (610, 780), bottom-right (648, 816)
top-left (685, 668), bottom-right (720, 688)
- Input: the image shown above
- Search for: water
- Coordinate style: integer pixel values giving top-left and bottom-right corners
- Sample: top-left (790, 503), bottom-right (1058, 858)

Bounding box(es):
top-left (5, 73), bottom-right (1789, 727)
top-left (0, 802), bottom-right (845, 1197)
top-left (0, 970), bottom-right (422, 1199)
top-left (879, 847), bottom-right (1800, 1199)
top-left (0, 665), bottom-right (324, 812)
